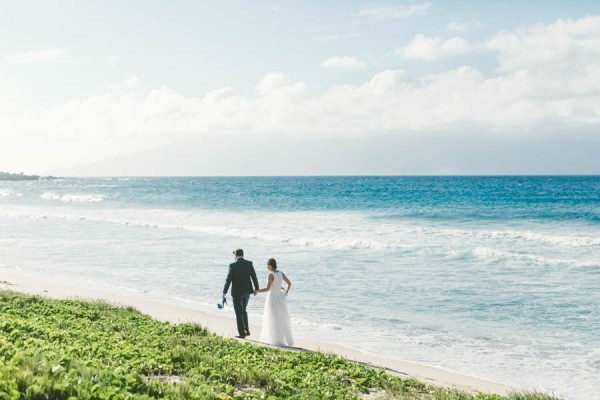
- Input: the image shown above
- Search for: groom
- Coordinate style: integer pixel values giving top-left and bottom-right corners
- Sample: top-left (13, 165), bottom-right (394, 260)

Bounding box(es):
top-left (223, 249), bottom-right (259, 338)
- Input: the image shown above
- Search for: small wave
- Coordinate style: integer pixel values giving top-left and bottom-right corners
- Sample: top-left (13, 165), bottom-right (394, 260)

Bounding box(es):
top-left (84, 184), bottom-right (119, 188)
top-left (480, 229), bottom-right (600, 247)
top-left (40, 192), bottom-right (106, 202)
top-left (2, 205), bottom-right (598, 255)
top-left (0, 207), bottom-right (412, 251)
top-left (0, 189), bottom-right (22, 198)
top-left (40, 192), bottom-right (60, 200)
top-left (471, 247), bottom-right (597, 269)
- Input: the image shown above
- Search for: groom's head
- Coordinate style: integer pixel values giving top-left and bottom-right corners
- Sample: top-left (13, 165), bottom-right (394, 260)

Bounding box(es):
top-left (233, 248), bottom-right (244, 258)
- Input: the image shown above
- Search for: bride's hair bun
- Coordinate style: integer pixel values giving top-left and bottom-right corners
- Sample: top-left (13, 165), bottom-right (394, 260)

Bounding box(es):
top-left (268, 258), bottom-right (277, 270)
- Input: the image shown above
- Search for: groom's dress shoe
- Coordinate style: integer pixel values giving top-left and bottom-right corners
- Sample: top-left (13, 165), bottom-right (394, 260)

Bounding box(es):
top-left (245, 330), bottom-right (251, 336)
top-left (235, 335), bottom-right (246, 339)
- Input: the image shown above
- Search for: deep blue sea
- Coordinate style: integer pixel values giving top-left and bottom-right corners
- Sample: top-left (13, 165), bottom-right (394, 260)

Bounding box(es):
top-left (1, 176), bottom-right (598, 399)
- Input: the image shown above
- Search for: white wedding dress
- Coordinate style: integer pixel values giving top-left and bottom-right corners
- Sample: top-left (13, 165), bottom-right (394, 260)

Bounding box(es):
top-left (260, 270), bottom-right (294, 347)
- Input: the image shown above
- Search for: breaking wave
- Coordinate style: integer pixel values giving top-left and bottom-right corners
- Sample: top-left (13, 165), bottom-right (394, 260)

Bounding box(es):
top-left (40, 192), bottom-right (106, 202)
top-left (0, 189), bottom-right (22, 198)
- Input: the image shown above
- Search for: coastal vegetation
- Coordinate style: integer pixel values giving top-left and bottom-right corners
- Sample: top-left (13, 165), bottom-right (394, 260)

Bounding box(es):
top-left (0, 172), bottom-right (56, 181)
top-left (0, 291), bottom-right (560, 400)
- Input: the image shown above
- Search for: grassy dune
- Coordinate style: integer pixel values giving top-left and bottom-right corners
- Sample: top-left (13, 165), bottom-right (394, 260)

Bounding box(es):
top-left (0, 291), bottom-right (560, 399)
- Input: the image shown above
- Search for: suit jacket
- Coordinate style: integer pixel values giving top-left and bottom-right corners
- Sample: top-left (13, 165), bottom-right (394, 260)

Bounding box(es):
top-left (223, 258), bottom-right (259, 297)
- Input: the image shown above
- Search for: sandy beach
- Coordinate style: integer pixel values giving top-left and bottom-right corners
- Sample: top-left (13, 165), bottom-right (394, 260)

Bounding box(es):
top-left (0, 268), bottom-right (513, 396)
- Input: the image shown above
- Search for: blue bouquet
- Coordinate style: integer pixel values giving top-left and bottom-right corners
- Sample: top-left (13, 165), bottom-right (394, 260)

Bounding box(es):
top-left (217, 297), bottom-right (227, 309)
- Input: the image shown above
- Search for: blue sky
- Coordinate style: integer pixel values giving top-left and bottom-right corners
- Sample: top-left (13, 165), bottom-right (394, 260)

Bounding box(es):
top-left (1, 1), bottom-right (600, 174)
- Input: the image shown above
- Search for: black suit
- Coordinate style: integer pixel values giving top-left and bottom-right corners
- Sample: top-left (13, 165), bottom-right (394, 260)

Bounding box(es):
top-left (223, 258), bottom-right (259, 336)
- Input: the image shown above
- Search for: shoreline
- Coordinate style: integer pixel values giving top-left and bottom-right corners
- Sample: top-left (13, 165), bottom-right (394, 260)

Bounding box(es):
top-left (0, 268), bottom-right (513, 396)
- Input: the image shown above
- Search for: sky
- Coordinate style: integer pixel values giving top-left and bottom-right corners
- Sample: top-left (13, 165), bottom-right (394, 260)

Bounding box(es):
top-left (1, 0), bottom-right (600, 175)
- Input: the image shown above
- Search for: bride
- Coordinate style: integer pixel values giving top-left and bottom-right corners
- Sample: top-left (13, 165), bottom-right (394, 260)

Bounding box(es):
top-left (254, 258), bottom-right (294, 347)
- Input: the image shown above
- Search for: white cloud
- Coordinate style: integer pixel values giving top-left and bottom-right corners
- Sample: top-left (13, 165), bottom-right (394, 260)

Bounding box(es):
top-left (399, 35), bottom-right (471, 61)
top-left (123, 76), bottom-right (139, 88)
top-left (446, 20), bottom-right (481, 33)
top-left (322, 56), bottom-right (367, 69)
top-left (107, 55), bottom-right (119, 68)
top-left (257, 72), bottom-right (307, 96)
top-left (0, 48), bottom-right (67, 65)
top-left (485, 16), bottom-right (600, 74)
top-left (2, 16), bottom-right (600, 172)
top-left (359, 2), bottom-right (432, 19)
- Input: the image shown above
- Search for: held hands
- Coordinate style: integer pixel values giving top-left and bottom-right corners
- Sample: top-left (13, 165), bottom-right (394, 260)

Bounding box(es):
top-left (253, 290), bottom-right (258, 296)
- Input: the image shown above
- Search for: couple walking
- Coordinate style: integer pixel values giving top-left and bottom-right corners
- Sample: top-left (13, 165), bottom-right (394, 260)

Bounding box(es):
top-left (222, 249), bottom-right (294, 347)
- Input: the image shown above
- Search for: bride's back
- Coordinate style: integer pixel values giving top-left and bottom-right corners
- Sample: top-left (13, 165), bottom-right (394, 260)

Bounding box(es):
top-left (270, 270), bottom-right (284, 291)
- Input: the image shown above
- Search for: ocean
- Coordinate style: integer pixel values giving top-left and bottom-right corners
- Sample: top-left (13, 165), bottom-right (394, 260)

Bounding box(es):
top-left (0, 176), bottom-right (598, 399)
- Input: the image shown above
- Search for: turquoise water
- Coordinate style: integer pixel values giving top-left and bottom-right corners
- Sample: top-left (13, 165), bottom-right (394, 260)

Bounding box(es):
top-left (1, 176), bottom-right (598, 399)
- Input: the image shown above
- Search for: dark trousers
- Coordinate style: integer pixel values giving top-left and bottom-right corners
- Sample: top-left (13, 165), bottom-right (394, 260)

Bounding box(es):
top-left (232, 294), bottom-right (250, 336)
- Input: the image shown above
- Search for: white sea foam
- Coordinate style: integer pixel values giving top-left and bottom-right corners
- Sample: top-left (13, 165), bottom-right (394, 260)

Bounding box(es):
top-left (2, 206), bottom-right (599, 258)
top-left (426, 226), bottom-right (600, 248)
top-left (480, 229), bottom-right (600, 247)
top-left (85, 184), bottom-right (119, 188)
top-left (0, 207), bottom-right (414, 250)
top-left (0, 189), bottom-right (22, 197)
top-left (61, 194), bottom-right (106, 202)
top-left (40, 192), bottom-right (106, 202)
top-left (40, 192), bottom-right (61, 200)
top-left (471, 247), bottom-right (597, 269)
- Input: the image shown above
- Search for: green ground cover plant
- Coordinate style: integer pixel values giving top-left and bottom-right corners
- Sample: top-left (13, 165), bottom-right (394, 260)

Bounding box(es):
top-left (0, 291), bottom-right (560, 399)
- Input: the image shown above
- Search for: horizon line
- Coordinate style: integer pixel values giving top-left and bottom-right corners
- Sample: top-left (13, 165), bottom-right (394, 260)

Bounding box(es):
top-left (49, 174), bottom-right (600, 178)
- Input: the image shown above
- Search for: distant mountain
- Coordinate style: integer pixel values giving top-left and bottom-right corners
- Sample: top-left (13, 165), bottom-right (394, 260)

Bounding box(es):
top-left (57, 133), bottom-right (600, 177)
